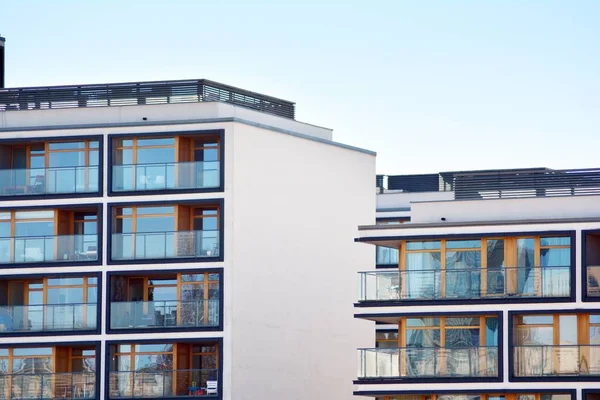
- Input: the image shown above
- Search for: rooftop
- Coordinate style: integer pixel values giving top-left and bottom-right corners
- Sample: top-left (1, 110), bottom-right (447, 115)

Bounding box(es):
top-left (0, 78), bottom-right (296, 119)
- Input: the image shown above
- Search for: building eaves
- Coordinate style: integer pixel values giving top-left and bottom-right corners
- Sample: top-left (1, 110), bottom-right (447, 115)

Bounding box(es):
top-left (0, 116), bottom-right (376, 156)
top-left (359, 216), bottom-right (600, 231)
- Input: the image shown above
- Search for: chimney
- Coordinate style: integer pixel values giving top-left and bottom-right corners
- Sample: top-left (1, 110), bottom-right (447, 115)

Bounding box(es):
top-left (0, 35), bottom-right (5, 88)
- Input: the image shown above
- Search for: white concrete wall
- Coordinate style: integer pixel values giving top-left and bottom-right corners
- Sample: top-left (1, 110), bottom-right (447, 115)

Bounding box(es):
top-left (227, 122), bottom-right (375, 400)
top-left (411, 195), bottom-right (600, 224)
top-left (377, 191), bottom-right (454, 210)
top-left (0, 101), bottom-right (333, 141)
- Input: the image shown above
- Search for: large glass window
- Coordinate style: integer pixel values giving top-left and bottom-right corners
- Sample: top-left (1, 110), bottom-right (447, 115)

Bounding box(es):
top-left (513, 313), bottom-right (600, 376)
top-left (108, 342), bottom-right (219, 398)
top-left (112, 135), bottom-right (221, 192)
top-left (0, 276), bottom-right (97, 332)
top-left (110, 272), bottom-right (220, 329)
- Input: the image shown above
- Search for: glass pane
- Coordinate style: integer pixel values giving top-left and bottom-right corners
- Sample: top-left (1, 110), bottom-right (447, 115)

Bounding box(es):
top-left (405, 328), bottom-right (440, 347)
top-left (15, 211), bottom-right (54, 219)
top-left (49, 142), bottom-right (85, 150)
top-left (516, 326), bottom-right (553, 345)
top-left (406, 241), bottom-right (441, 250)
top-left (540, 248), bottom-right (570, 267)
top-left (487, 240), bottom-right (505, 267)
top-left (517, 238), bottom-right (535, 267)
top-left (137, 138), bottom-right (175, 147)
top-left (137, 206), bottom-right (175, 215)
top-left (445, 328), bottom-right (480, 347)
top-left (486, 317), bottom-right (499, 346)
top-left (406, 252), bottom-right (441, 270)
top-left (49, 151), bottom-right (85, 167)
top-left (522, 315), bottom-right (554, 324)
top-left (136, 217), bottom-right (174, 232)
top-left (446, 240), bottom-right (481, 249)
top-left (47, 278), bottom-right (84, 286)
top-left (446, 317), bottom-right (479, 326)
top-left (559, 315), bottom-right (577, 344)
top-left (540, 237), bottom-right (570, 246)
top-left (136, 148), bottom-right (175, 164)
top-left (406, 318), bottom-right (440, 327)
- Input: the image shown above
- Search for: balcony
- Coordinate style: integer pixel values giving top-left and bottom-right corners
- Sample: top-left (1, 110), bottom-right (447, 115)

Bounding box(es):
top-left (0, 372), bottom-right (96, 399)
top-left (109, 369), bottom-right (218, 398)
top-left (514, 345), bottom-right (600, 377)
top-left (358, 266), bottom-right (570, 302)
top-left (358, 347), bottom-right (498, 379)
top-left (0, 234), bottom-right (98, 264)
top-left (111, 230), bottom-right (219, 261)
top-left (0, 303), bottom-right (97, 333)
top-left (110, 300), bottom-right (218, 330)
top-left (0, 138), bottom-right (100, 198)
top-left (112, 161), bottom-right (219, 192)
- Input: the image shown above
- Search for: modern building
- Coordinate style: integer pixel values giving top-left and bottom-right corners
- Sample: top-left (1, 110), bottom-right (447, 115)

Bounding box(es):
top-left (0, 51), bottom-right (376, 399)
top-left (354, 169), bottom-right (600, 400)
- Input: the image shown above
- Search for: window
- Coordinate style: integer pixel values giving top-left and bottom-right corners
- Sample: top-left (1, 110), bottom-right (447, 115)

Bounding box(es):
top-left (0, 276), bottom-right (97, 331)
top-left (112, 135), bottom-right (220, 191)
top-left (110, 272), bottom-right (220, 329)
top-left (108, 342), bottom-right (218, 398)
top-left (513, 313), bottom-right (600, 376)
top-left (0, 209), bottom-right (99, 264)
top-left (376, 331), bottom-right (398, 348)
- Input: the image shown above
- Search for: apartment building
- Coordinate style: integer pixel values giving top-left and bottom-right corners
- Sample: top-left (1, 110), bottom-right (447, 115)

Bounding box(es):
top-left (0, 71), bottom-right (376, 398)
top-left (354, 169), bottom-right (600, 400)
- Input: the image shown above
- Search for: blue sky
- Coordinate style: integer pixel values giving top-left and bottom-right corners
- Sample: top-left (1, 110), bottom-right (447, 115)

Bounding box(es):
top-left (2, 1), bottom-right (599, 174)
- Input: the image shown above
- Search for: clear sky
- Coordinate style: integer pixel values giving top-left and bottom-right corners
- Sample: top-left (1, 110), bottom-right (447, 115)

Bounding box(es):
top-left (1, 1), bottom-right (599, 174)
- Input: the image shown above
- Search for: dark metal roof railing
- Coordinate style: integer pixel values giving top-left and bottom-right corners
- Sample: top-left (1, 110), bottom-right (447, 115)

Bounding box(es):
top-left (379, 167), bottom-right (600, 200)
top-left (454, 168), bottom-right (600, 200)
top-left (0, 78), bottom-right (296, 119)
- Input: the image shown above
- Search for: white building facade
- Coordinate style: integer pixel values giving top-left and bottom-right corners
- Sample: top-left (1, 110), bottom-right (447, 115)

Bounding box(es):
top-left (0, 79), bottom-right (375, 400)
top-left (355, 170), bottom-right (600, 400)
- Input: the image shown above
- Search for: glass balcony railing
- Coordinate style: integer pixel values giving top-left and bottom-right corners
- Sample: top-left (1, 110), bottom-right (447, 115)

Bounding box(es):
top-left (0, 166), bottom-right (99, 196)
top-left (513, 344), bottom-right (600, 377)
top-left (0, 372), bottom-right (96, 399)
top-left (358, 266), bottom-right (571, 302)
top-left (514, 345), bottom-right (600, 377)
top-left (358, 347), bottom-right (498, 379)
top-left (108, 369), bottom-right (218, 398)
top-left (0, 303), bottom-right (97, 333)
top-left (112, 162), bottom-right (220, 192)
top-left (110, 300), bottom-right (219, 330)
top-left (111, 231), bottom-right (219, 261)
top-left (0, 234), bottom-right (99, 264)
